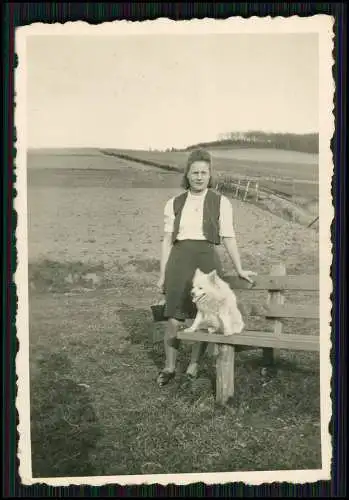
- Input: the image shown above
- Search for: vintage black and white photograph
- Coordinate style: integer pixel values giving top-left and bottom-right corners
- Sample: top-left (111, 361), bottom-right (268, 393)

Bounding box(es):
top-left (15, 17), bottom-right (334, 486)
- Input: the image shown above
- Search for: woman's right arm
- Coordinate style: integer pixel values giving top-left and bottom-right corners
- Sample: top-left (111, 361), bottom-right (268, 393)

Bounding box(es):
top-left (158, 233), bottom-right (173, 290)
top-left (158, 198), bottom-right (175, 291)
top-left (160, 233), bottom-right (173, 277)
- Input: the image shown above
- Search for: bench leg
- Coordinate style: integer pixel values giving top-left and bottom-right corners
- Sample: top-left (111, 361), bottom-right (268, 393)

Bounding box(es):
top-left (262, 263), bottom-right (284, 374)
top-left (215, 344), bottom-right (235, 405)
top-left (262, 347), bottom-right (280, 366)
top-left (261, 348), bottom-right (280, 377)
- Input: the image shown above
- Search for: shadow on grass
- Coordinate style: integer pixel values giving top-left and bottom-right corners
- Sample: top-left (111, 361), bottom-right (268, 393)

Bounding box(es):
top-left (30, 351), bottom-right (103, 478)
top-left (117, 303), bottom-right (165, 367)
top-left (117, 303), bottom-right (232, 401)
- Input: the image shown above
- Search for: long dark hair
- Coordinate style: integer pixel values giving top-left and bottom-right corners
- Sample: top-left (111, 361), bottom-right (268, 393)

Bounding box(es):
top-left (180, 148), bottom-right (215, 190)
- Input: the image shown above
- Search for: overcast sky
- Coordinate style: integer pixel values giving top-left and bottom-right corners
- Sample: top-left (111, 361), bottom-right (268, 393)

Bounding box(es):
top-left (26, 33), bottom-right (319, 150)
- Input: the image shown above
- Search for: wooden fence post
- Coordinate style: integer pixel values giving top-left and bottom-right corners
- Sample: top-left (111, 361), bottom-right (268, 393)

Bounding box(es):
top-left (235, 179), bottom-right (241, 199)
top-left (215, 344), bottom-right (235, 406)
top-left (262, 262), bottom-right (286, 368)
top-left (243, 180), bottom-right (251, 201)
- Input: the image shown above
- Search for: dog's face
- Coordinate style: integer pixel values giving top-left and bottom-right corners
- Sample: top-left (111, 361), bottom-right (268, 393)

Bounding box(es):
top-left (191, 269), bottom-right (222, 303)
top-left (190, 268), bottom-right (245, 335)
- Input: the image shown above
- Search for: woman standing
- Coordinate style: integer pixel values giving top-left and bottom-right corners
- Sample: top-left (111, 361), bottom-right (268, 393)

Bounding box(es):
top-left (156, 149), bottom-right (256, 387)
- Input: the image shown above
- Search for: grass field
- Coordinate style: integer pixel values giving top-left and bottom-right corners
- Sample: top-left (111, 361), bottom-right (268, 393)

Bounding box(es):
top-left (27, 149), bottom-right (321, 478)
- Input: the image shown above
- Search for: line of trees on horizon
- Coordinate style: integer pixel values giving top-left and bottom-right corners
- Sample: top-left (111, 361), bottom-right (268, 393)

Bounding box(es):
top-left (184, 131), bottom-right (319, 155)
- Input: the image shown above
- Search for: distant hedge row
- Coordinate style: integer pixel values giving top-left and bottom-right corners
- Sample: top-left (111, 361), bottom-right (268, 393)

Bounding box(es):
top-left (101, 150), bottom-right (183, 172)
top-left (186, 132), bottom-right (319, 155)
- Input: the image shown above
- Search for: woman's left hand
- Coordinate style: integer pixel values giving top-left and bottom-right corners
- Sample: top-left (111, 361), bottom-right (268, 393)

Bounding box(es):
top-left (238, 269), bottom-right (257, 284)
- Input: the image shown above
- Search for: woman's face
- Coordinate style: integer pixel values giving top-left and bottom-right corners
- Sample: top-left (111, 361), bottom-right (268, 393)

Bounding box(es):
top-left (187, 161), bottom-right (211, 193)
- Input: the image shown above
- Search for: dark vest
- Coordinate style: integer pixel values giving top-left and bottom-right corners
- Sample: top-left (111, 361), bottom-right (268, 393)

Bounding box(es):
top-left (172, 189), bottom-right (221, 245)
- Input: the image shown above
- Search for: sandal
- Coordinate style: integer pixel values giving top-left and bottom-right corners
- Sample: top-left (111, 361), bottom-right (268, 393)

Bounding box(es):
top-left (157, 370), bottom-right (175, 387)
top-left (185, 364), bottom-right (199, 380)
top-left (185, 372), bottom-right (198, 382)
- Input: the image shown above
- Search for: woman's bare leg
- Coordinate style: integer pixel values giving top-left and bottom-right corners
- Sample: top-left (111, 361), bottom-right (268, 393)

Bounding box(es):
top-left (186, 342), bottom-right (208, 377)
top-left (163, 318), bottom-right (181, 373)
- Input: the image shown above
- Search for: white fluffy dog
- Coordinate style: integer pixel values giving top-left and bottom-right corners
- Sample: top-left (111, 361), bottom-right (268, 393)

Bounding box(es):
top-left (183, 268), bottom-right (245, 336)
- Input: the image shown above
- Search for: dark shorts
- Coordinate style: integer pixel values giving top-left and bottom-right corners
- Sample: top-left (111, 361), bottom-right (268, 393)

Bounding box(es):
top-left (163, 240), bottom-right (223, 321)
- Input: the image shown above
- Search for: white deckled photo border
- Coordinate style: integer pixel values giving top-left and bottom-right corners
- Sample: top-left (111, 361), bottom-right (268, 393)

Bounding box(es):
top-left (14, 15), bottom-right (334, 487)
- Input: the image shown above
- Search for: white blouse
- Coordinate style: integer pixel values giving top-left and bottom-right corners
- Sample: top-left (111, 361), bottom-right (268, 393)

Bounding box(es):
top-left (164, 189), bottom-right (236, 240)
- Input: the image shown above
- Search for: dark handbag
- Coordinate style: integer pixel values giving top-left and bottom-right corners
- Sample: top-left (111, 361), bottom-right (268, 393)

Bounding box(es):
top-left (151, 299), bottom-right (166, 322)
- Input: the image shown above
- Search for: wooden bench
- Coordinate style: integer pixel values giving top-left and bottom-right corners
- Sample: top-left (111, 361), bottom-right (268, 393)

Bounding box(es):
top-left (176, 263), bottom-right (320, 405)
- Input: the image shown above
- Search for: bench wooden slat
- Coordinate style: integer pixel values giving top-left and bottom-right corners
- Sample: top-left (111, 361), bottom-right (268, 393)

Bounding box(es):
top-left (177, 330), bottom-right (320, 352)
top-left (223, 274), bottom-right (319, 291)
top-left (265, 304), bottom-right (319, 320)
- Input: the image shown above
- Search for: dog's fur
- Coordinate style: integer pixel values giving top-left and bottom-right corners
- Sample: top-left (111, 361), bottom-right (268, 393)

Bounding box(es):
top-left (183, 268), bottom-right (244, 336)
